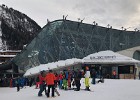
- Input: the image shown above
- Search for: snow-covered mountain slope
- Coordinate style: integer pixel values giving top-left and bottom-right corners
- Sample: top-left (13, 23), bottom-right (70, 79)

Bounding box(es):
top-left (0, 4), bottom-right (41, 50)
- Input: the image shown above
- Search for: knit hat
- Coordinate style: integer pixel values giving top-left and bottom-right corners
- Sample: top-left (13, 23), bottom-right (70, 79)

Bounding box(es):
top-left (86, 66), bottom-right (89, 70)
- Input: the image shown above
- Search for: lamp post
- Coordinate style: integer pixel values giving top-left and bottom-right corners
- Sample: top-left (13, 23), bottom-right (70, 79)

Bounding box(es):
top-left (107, 24), bottom-right (112, 50)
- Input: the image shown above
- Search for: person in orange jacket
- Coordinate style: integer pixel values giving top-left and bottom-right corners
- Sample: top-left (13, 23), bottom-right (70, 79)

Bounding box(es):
top-left (45, 70), bottom-right (56, 97)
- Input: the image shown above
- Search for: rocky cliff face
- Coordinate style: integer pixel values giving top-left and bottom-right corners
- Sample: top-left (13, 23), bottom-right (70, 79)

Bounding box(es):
top-left (0, 4), bottom-right (41, 50)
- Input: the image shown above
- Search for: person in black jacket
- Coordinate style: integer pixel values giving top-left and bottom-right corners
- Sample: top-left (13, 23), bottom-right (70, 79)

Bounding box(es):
top-left (15, 77), bottom-right (20, 92)
top-left (91, 69), bottom-right (96, 84)
top-left (74, 70), bottom-right (82, 91)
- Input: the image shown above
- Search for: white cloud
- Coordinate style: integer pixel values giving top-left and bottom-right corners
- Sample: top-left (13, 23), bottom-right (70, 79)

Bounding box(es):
top-left (1, 0), bottom-right (140, 30)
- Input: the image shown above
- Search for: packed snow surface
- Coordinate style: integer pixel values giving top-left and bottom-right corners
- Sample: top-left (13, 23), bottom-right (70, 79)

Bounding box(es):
top-left (0, 79), bottom-right (140, 100)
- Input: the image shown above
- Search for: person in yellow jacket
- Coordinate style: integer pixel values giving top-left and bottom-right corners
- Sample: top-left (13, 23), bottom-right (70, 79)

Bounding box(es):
top-left (84, 66), bottom-right (91, 91)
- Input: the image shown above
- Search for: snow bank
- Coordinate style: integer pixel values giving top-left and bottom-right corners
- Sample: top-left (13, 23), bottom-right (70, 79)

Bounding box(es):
top-left (24, 58), bottom-right (82, 76)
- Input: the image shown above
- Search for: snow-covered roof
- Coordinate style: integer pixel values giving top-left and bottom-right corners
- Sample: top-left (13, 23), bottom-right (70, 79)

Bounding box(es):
top-left (0, 55), bottom-right (16, 57)
top-left (0, 50), bottom-right (21, 52)
top-left (83, 50), bottom-right (140, 64)
top-left (24, 50), bottom-right (140, 77)
top-left (24, 58), bottom-right (82, 76)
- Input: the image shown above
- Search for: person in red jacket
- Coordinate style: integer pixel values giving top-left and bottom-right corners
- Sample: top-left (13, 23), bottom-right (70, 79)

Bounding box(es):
top-left (45, 70), bottom-right (56, 97)
top-left (38, 71), bottom-right (46, 96)
top-left (10, 78), bottom-right (13, 88)
top-left (68, 71), bottom-right (72, 89)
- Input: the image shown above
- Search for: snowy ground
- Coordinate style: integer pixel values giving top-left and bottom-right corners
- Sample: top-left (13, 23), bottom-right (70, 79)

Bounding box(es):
top-left (0, 79), bottom-right (140, 100)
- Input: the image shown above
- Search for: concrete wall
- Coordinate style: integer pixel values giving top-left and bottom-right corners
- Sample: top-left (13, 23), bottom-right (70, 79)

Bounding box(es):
top-left (117, 46), bottom-right (140, 58)
top-left (117, 46), bottom-right (140, 79)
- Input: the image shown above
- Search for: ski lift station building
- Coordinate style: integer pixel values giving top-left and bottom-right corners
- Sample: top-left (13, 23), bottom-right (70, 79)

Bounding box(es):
top-left (1, 19), bottom-right (140, 79)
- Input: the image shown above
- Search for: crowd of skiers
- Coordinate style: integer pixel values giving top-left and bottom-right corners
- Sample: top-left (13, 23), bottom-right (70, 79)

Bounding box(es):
top-left (35, 66), bottom-right (96, 98)
top-left (13, 77), bottom-right (35, 91)
top-left (0, 66), bottom-right (100, 98)
top-left (1, 77), bottom-right (26, 87)
top-left (0, 76), bottom-right (36, 92)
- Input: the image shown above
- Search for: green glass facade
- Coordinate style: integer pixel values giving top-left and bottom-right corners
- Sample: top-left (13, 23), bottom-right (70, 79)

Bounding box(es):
top-left (12, 19), bottom-right (140, 72)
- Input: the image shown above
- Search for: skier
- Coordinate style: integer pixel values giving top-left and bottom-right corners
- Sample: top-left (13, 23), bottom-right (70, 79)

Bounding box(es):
top-left (45, 70), bottom-right (56, 98)
top-left (54, 73), bottom-right (60, 96)
top-left (71, 70), bottom-right (76, 89)
top-left (58, 71), bottom-right (63, 89)
top-left (35, 76), bottom-right (40, 89)
top-left (38, 71), bottom-right (46, 96)
top-left (29, 77), bottom-right (34, 87)
top-left (84, 66), bottom-right (91, 91)
top-left (74, 70), bottom-right (82, 91)
top-left (62, 73), bottom-right (67, 90)
top-left (10, 78), bottom-right (13, 88)
top-left (15, 77), bottom-right (20, 92)
top-left (91, 69), bottom-right (96, 84)
top-left (68, 71), bottom-right (72, 89)
top-left (112, 70), bottom-right (116, 79)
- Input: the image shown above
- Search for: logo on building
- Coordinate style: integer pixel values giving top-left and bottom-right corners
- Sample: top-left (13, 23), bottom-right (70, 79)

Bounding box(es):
top-left (90, 56), bottom-right (116, 60)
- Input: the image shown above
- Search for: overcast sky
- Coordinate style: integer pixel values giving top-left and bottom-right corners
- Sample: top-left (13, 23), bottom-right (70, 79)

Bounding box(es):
top-left (1, 0), bottom-right (140, 30)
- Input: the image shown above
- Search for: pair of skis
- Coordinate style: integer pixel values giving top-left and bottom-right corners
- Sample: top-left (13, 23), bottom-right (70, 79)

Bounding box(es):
top-left (54, 88), bottom-right (60, 96)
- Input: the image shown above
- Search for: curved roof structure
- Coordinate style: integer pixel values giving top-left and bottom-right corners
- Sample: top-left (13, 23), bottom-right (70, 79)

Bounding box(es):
top-left (83, 50), bottom-right (140, 64)
top-left (5, 19), bottom-right (140, 72)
